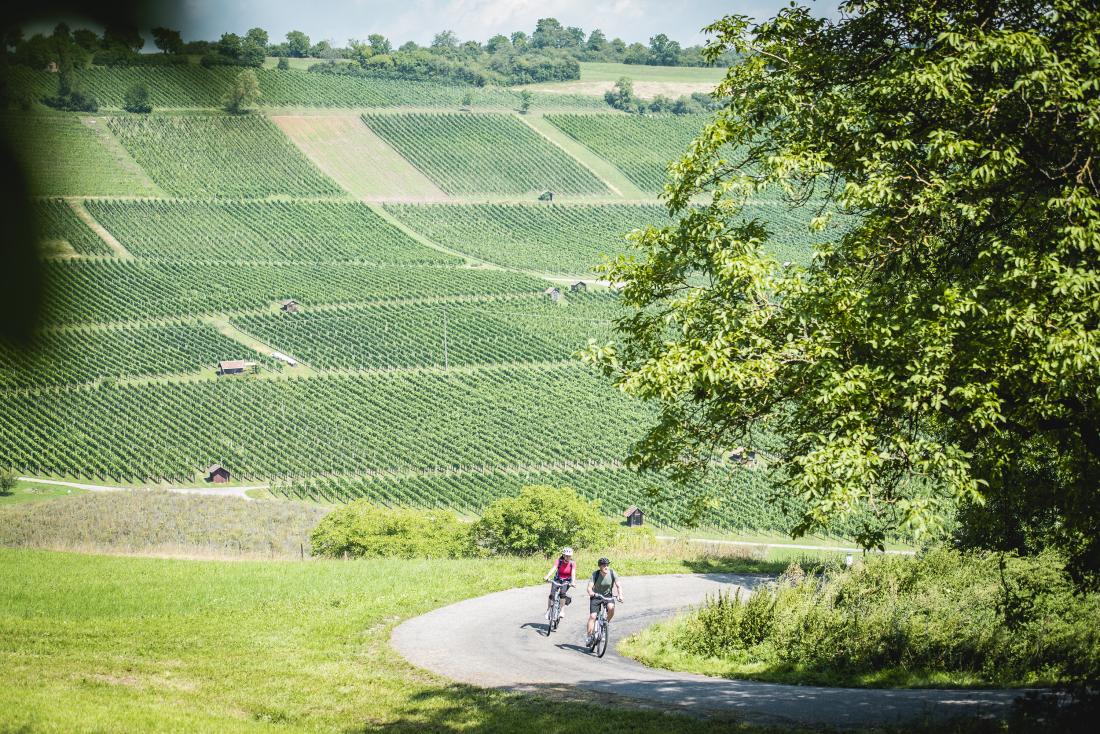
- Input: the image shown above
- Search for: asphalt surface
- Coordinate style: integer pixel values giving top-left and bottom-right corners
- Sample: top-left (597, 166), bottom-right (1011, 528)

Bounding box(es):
top-left (391, 573), bottom-right (1027, 729)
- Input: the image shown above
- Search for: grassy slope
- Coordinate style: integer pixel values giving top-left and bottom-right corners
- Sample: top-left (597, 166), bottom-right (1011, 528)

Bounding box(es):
top-left (578, 62), bottom-right (727, 83)
top-left (1, 113), bottom-right (160, 197)
top-left (0, 548), bottom-right (784, 734)
top-left (270, 114), bottom-right (448, 200)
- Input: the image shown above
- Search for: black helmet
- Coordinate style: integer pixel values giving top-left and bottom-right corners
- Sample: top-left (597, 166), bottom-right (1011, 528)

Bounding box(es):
top-left (598, 557), bottom-right (610, 566)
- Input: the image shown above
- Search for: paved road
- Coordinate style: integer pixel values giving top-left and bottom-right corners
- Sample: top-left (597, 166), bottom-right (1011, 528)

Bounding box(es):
top-left (391, 574), bottom-right (1025, 729)
top-left (17, 476), bottom-right (265, 500)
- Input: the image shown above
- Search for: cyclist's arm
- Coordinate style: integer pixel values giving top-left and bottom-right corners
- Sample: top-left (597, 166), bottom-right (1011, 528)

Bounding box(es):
top-left (613, 579), bottom-right (623, 601)
top-left (587, 578), bottom-right (595, 597)
top-left (544, 563), bottom-right (557, 582)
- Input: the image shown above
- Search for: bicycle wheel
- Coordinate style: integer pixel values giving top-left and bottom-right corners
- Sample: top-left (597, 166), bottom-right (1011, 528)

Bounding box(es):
top-left (550, 600), bottom-right (560, 633)
top-left (596, 621), bottom-right (609, 657)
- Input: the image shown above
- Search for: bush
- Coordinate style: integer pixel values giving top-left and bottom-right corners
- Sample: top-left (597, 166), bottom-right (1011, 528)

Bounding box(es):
top-left (276, 57), bottom-right (290, 71)
top-left (0, 469), bottom-right (16, 495)
top-left (472, 485), bottom-right (616, 555)
top-left (123, 83), bottom-right (152, 113)
top-left (310, 501), bottom-right (475, 559)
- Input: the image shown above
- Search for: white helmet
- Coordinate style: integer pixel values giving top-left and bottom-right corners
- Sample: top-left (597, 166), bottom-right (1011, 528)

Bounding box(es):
top-left (561, 547), bottom-right (574, 556)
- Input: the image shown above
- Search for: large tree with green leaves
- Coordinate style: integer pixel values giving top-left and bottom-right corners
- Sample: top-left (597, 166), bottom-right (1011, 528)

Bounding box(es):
top-left (585, 0), bottom-right (1100, 587)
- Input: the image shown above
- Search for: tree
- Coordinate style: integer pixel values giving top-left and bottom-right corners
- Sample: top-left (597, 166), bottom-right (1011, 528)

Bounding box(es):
top-left (150, 27), bottom-right (183, 54)
top-left (603, 76), bottom-right (635, 111)
top-left (584, 0), bottom-right (1100, 589)
top-left (586, 29), bottom-right (608, 53)
top-left (245, 27), bottom-right (269, 49)
top-left (102, 24), bottom-right (143, 52)
top-left (223, 68), bottom-right (260, 113)
top-left (310, 501), bottom-right (475, 558)
top-left (276, 56), bottom-right (289, 70)
top-left (123, 83), bottom-right (151, 113)
top-left (472, 485), bottom-right (616, 555)
top-left (648, 33), bottom-right (681, 65)
top-left (285, 30), bottom-right (310, 57)
top-left (368, 33), bottom-right (391, 55)
top-left (486, 34), bottom-right (510, 54)
top-left (431, 30), bottom-right (458, 51)
top-left (0, 469), bottom-right (15, 495)
top-left (518, 89), bottom-right (533, 114)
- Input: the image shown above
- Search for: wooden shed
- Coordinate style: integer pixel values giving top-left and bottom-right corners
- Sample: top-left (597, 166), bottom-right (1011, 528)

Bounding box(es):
top-left (623, 506), bottom-right (644, 527)
top-left (570, 281), bottom-right (587, 293)
top-left (543, 287), bottom-right (562, 303)
top-left (280, 299), bottom-right (300, 313)
top-left (218, 359), bottom-right (249, 375)
top-left (205, 464), bottom-right (230, 483)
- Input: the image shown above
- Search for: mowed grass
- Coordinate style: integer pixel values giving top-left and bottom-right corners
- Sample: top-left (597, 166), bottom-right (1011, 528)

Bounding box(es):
top-left (0, 548), bottom-right (783, 734)
top-left (271, 115), bottom-right (447, 200)
top-left (361, 112), bottom-right (610, 196)
top-left (578, 62), bottom-right (727, 84)
top-left (385, 202), bottom-right (672, 274)
top-left (106, 114), bottom-right (344, 198)
top-left (546, 114), bottom-right (707, 192)
top-left (0, 113), bottom-right (160, 196)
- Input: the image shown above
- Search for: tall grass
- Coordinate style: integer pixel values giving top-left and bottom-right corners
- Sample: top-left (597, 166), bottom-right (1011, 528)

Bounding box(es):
top-left (0, 491), bottom-right (329, 559)
top-left (624, 548), bottom-right (1100, 688)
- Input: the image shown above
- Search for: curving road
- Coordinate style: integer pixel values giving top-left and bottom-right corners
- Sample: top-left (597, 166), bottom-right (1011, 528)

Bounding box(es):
top-left (391, 574), bottom-right (1026, 729)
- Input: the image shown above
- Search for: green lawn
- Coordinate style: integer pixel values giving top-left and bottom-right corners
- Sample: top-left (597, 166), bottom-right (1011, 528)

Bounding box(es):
top-left (579, 62), bottom-right (727, 83)
top-left (0, 481), bottom-right (85, 506)
top-left (0, 548), bottom-right (788, 733)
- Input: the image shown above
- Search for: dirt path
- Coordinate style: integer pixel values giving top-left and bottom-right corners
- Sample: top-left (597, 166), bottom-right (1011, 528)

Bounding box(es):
top-left (17, 477), bottom-right (265, 501)
top-left (391, 574), bottom-right (1024, 729)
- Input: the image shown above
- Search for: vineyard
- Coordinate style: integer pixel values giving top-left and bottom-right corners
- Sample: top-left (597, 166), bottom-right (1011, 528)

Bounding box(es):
top-left (41, 260), bottom-right (547, 325)
top-left (384, 203), bottom-right (673, 273)
top-left (106, 115), bottom-right (344, 198)
top-left (0, 322), bottom-right (257, 390)
top-left (361, 113), bottom-right (610, 195)
top-left (35, 199), bottom-right (112, 256)
top-left (1, 113), bottom-right (159, 197)
top-left (0, 365), bottom-right (652, 482)
top-left (2, 65), bottom-right (606, 110)
top-left (83, 199), bottom-right (458, 264)
top-left (545, 114), bottom-right (708, 192)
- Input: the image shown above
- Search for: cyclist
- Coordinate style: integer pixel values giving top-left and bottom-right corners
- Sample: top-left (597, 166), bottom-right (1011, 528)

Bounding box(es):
top-left (586, 557), bottom-right (623, 644)
top-left (544, 547), bottom-right (576, 621)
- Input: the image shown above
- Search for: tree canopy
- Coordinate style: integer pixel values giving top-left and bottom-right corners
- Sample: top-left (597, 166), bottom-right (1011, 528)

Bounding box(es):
top-left (585, 0), bottom-right (1100, 588)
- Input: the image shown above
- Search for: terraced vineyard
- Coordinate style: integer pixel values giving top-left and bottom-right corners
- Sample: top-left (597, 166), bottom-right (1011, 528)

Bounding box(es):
top-left (546, 114), bottom-right (708, 192)
top-left (1, 114), bottom-right (159, 196)
top-left (385, 203), bottom-right (672, 273)
top-left (362, 113), bottom-right (610, 195)
top-left (35, 199), bottom-right (111, 256)
top-left (0, 322), bottom-right (258, 390)
top-left (42, 260), bottom-right (546, 324)
top-left (106, 115), bottom-right (343, 198)
top-left (84, 199), bottom-right (457, 264)
top-left (0, 365), bottom-right (650, 482)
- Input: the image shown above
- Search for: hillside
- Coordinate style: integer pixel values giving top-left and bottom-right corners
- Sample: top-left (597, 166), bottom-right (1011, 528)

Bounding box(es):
top-left (0, 64), bottom-right (837, 534)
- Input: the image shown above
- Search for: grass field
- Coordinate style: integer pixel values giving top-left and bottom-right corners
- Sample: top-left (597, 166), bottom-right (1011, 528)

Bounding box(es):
top-left (0, 547), bottom-right (796, 734)
top-left (35, 198), bottom-right (112, 256)
top-left (384, 203), bottom-right (671, 274)
top-left (1, 113), bottom-right (160, 197)
top-left (106, 114), bottom-right (344, 198)
top-left (271, 115), bottom-right (448, 200)
top-left (361, 112), bottom-right (610, 196)
top-left (579, 62), bottom-right (727, 83)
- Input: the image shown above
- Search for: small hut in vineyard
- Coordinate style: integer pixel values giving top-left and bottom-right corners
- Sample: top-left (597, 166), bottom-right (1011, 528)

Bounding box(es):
top-left (623, 506), bottom-right (644, 527)
top-left (280, 299), bottom-right (300, 313)
top-left (543, 286), bottom-right (562, 304)
top-left (205, 464), bottom-right (230, 483)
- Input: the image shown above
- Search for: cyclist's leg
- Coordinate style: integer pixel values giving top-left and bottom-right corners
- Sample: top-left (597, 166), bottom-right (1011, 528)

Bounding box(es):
top-left (587, 596), bottom-right (600, 635)
top-left (606, 602), bottom-right (616, 622)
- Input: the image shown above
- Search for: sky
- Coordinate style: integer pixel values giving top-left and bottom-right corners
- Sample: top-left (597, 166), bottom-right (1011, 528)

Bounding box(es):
top-left (23, 0), bottom-right (842, 50)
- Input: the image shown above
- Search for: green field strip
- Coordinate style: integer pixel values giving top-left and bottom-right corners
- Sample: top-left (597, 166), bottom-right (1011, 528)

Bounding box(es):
top-left (521, 114), bottom-right (645, 198)
top-left (361, 112), bottom-right (611, 196)
top-left (270, 114), bottom-right (449, 200)
top-left (66, 199), bottom-right (133, 259)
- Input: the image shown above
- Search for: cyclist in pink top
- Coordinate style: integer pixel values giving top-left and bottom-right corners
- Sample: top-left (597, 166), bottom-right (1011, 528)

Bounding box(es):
top-left (544, 547), bottom-right (576, 620)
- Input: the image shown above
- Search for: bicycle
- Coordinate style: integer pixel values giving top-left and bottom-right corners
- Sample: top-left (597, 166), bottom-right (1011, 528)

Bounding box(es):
top-left (587, 593), bottom-right (620, 657)
top-left (546, 580), bottom-right (573, 635)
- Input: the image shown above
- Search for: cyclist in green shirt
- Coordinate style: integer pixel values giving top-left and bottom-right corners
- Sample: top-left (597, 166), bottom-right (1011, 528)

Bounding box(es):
top-left (585, 557), bottom-right (623, 644)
